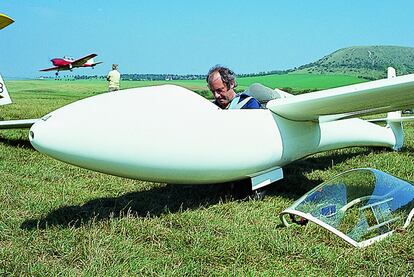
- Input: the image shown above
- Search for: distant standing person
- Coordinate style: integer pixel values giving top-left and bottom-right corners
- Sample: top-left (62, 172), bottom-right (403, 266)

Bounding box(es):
top-left (107, 64), bottom-right (120, 92)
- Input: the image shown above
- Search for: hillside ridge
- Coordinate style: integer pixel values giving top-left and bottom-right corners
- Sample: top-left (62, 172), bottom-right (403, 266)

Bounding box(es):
top-left (294, 45), bottom-right (414, 79)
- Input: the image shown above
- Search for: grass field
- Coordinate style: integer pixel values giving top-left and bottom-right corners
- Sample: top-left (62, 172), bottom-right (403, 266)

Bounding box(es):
top-left (1, 75), bottom-right (414, 275)
top-left (237, 73), bottom-right (365, 91)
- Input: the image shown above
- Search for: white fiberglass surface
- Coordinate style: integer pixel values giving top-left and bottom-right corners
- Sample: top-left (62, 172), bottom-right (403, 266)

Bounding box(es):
top-left (268, 74), bottom-right (414, 121)
top-left (29, 85), bottom-right (282, 183)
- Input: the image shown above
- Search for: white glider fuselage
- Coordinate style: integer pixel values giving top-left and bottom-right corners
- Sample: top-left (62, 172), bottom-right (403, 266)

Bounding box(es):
top-left (28, 84), bottom-right (399, 184)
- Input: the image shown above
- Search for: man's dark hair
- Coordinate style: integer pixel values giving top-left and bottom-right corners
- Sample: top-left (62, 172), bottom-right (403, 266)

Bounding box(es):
top-left (206, 65), bottom-right (238, 90)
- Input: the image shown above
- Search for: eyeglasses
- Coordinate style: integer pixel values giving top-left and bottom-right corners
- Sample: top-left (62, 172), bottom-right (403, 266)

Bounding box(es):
top-left (211, 86), bottom-right (229, 95)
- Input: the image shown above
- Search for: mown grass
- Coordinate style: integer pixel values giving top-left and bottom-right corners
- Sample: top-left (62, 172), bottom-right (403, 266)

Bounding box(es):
top-left (1, 76), bottom-right (414, 275)
top-left (238, 73), bottom-right (365, 91)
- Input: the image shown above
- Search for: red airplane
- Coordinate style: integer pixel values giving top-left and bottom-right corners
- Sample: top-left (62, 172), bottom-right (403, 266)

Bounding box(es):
top-left (40, 53), bottom-right (102, 76)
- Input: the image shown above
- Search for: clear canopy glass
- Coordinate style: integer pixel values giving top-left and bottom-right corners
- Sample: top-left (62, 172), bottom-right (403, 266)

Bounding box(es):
top-left (280, 168), bottom-right (414, 247)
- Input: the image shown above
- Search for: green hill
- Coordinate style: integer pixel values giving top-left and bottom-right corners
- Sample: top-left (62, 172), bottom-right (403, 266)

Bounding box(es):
top-left (293, 46), bottom-right (414, 79)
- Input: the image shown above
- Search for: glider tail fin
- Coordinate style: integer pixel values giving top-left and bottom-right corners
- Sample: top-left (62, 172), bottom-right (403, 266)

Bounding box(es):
top-left (367, 67), bottom-right (413, 150)
top-left (386, 67), bottom-right (403, 150)
top-left (386, 111), bottom-right (404, 151)
top-left (0, 73), bottom-right (12, 106)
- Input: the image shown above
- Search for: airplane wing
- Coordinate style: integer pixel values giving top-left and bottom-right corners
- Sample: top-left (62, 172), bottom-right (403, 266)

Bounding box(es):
top-left (0, 13), bottom-right (14, 30)
top-left (72, 54), bottom-right (97, 67)
top-left (39, 66), bottom-right (61, 72)
top-left (267, 74), bottom-right (414, 122)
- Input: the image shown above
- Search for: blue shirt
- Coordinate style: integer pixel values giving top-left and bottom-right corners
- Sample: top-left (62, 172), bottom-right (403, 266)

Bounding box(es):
top-left (236, 93), bottom-right (261, 109)
top-left (213, 93), bottom-right (261, 109)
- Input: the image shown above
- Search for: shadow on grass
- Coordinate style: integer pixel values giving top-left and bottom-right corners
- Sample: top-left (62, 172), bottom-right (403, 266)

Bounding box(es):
top-left (20, 148), bottom-right (372, 230)
top-left (268, 148), bottom-right (374, 197)
top-left (21, 182), bottom-right (239, 230)
top-left (0, 135), bottom-right (34, 149)
top-left (401, 145), bottom-right (414, 153)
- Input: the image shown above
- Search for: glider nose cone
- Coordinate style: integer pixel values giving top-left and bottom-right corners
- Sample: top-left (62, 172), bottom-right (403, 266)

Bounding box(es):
top-left (29, 118), bottom-right (43, 149)
top-left (29, 115), bottom-right (54, 154)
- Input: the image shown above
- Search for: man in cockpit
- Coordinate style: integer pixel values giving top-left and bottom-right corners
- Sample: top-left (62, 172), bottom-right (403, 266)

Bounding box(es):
top-left (206, 65), bottom-right (261, 109)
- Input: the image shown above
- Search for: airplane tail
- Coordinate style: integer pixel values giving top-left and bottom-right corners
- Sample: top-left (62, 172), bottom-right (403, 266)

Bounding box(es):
top-left (0, 73), bottom-right (12, 106)
top-left (385, 112), bottom-right (404, 151)
top-left (368, 67), bottom-right (414, 150)
top-left (91, 61), bottom-right (103, 67)
top-left (87, 58), bottom-right (103, 67)
top-left (385, 67), bottom-right (402, 150)
top-left (380, 67), bottom-right (414, 150)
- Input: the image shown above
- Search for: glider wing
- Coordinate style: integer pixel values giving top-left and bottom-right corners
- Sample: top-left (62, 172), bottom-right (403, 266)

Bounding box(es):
top-left (0, 119), bottom-right (38, 129)
top-left (267, 74), bottom-right (414, 122)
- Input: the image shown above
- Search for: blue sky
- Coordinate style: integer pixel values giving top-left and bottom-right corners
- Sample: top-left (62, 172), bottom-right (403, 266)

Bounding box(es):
top-left (1, 1), bottom-right (414, 78)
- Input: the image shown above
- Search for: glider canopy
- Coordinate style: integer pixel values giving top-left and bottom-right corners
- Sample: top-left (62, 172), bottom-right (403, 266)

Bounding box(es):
top-left (280, 168), bottom-right (414, 247)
